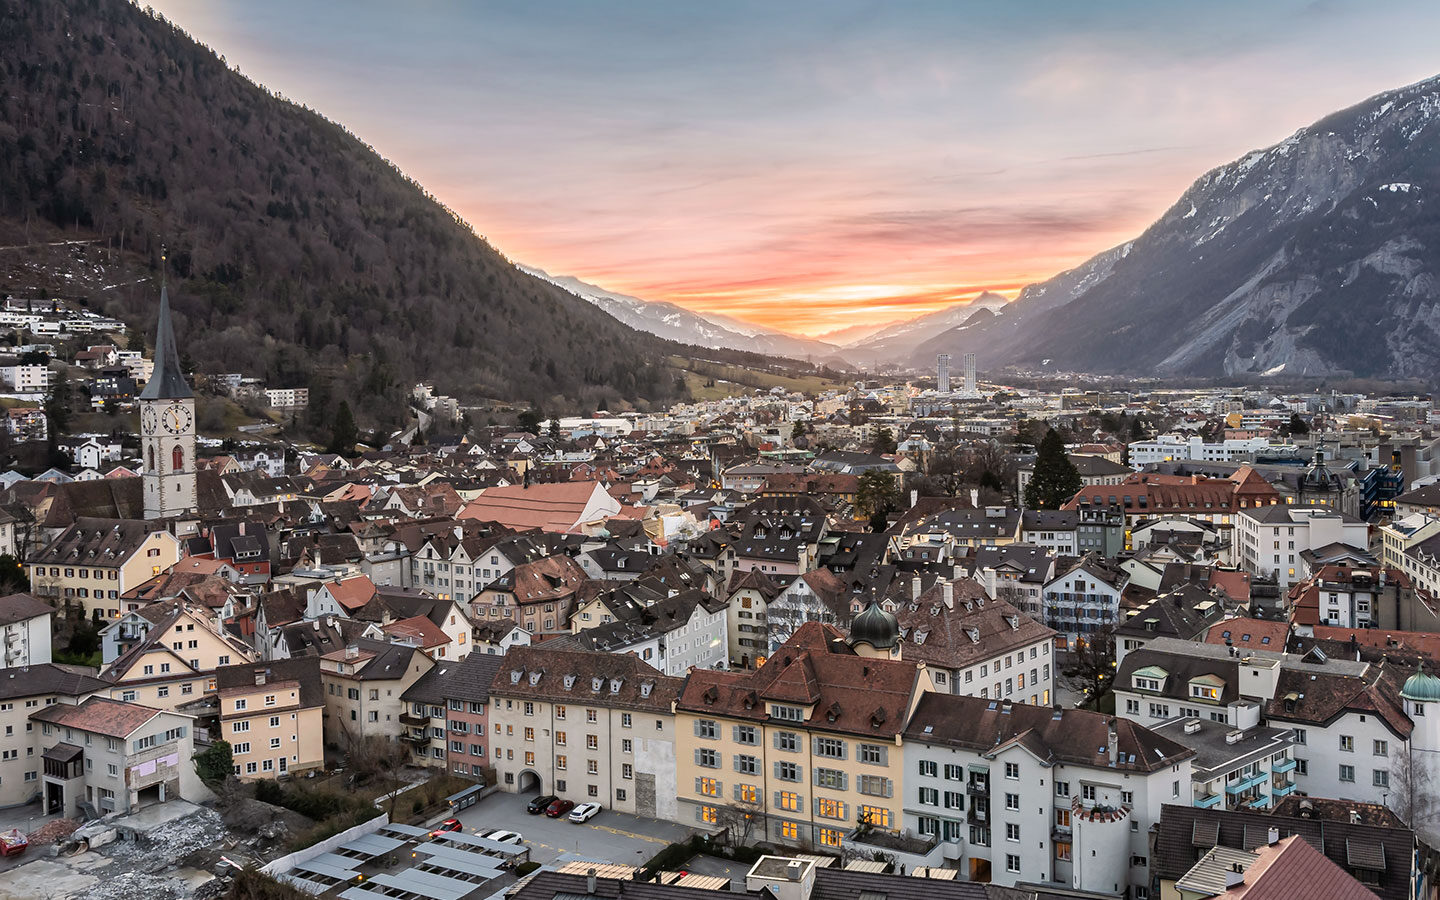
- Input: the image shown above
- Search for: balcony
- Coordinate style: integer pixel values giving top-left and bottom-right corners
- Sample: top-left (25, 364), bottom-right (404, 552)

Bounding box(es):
top-left (1271, 758), bottom-right (1297, 774)
top-left (1272, 779), bottom-right (1297, 798)
top-left (966, 806), bottom-right (989, 825)
top-left (1225, 772), bottom-right (1268, 795)
top-left (401, 729), bottom-right (429, 746)
top-left (1194, 792), bottom-right (1223, 809)
top-left (398, 711), bottom-right (428, 727)
top-left (966, 780), bottom-right (990, 797)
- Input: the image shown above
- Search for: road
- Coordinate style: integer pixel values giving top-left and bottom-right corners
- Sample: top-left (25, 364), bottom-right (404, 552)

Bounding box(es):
top-left (454, 791), bottom-right (697, 866)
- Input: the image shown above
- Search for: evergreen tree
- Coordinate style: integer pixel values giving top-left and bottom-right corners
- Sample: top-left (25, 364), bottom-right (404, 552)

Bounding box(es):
top-left (327, 401), bottom-right (359, 455)
top-left (869, 425), bottom-right (897, 455)
top-left (856, 470), bottom-right (900, 531)
top-left (1024, 429), bottom-right (1082, 510)
top-left (1288, 412), bottom-right (1310, 436)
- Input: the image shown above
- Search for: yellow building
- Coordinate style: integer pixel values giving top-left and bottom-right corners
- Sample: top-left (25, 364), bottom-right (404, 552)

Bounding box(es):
top-left (100, 603), bottom-right (257, 710)
top-left (674, 608), bottom-right (933, 848)
top-left (28, 517), bottom-right (182, 618)
top-left (215, 657), bottom-right (325, 779)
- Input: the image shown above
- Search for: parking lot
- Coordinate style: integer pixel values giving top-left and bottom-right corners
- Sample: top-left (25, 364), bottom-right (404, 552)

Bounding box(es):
top-left (454, 791), bottom-right (698, 866)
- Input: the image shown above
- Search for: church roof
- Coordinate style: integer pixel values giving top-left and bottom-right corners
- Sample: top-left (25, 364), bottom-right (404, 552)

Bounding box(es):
top-left (138, 283), bottom-right (192, 401)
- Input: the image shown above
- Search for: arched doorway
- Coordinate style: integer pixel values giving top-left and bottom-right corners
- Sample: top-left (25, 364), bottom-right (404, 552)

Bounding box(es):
top-left (518, 770), bottom-right (541, 794)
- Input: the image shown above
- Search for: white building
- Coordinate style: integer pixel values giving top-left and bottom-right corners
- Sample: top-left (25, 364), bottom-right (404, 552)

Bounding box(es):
top-left (0, 364), bottom-right (50, 393)
top-left (1128, 434), bottom-right (1297, 466)
top-left (903, 695), bottom-right (1193, 895)
top-left (1234, 505), bottom-right (1369, 589)
top-left (563, 590), bottom-right (728, 678)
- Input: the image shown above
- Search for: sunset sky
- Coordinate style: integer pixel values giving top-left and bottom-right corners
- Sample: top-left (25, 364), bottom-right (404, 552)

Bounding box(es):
top-left (150, 1), bottom-right (1440, 337)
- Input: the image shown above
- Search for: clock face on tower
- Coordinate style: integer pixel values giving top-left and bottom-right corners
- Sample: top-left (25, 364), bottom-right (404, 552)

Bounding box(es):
top-left (141, 406), bottom-right (158, 435)
top-left (163, 403), bottom-right (192, 434)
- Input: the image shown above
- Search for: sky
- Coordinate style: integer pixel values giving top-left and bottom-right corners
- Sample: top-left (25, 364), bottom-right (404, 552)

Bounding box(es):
top-left (149, 0), bottom-right (1440, 338)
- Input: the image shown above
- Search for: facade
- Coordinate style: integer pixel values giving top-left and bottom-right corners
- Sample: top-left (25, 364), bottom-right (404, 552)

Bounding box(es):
top-left (318, 639), bottom-right (435, 749)
top-left (1040, 556), bottom-right (1128, 647)
top-left (674, 619), bottom-right (933, 848)
top-left (902, 694), bottom-right (1193, 894)
top-left (436, 651), bottom-right (504, 780)
top-left (1234, 505), bottom-right (1369, 589)
top-left (216, 657), bottom-right (325, 779)
top-left (28, 518), bottom-right (182, 617)
top-left (101, 603), bottom-right (256, 710)
top-left (560, 588), bottom-right (729, 677)
top-left (0, 593), bottom-right (54, 667)
top-left (488, 646), bottom-right (682, 819)
top-left (1150, 716), bottom-right (1295, 812)
top-left (0, 664), bottom-right (107, 808)
top-left (32, 696), bottom-right (206, 818)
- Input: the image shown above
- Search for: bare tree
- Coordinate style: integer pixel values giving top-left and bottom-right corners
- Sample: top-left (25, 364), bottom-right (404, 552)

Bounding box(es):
top-left (713, 798), bottom-right (765, 848)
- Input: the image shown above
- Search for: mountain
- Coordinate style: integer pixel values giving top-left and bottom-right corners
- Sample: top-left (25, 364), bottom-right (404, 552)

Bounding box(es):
top-left (0, 0), bottom-right (680, 425)
top-left (915, 75), bottom-right (1440, 380)
top-left (521, 268), bottom-right (844, 361)
top-left (842, 292), bottom-right (1010, 365)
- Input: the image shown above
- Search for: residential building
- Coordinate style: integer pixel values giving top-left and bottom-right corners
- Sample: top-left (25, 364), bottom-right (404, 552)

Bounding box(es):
top-left (28, 517), bottom-right (182, 617)
top-left (318, 639), bottom-right (435, 749)
top-left (1234, 505), bottom-right (1368, 589)
top-left (1150, 716), bottom-right (1296, 811)
top-left (902, 694), bottom-right (1193, 893)
top-left (0, 593), bottom-right (53, 667)
top-left (0, 663), bottom-right (107, 808)
top-left (32, 696), bottom-right (205, 817)
top-left (488, 646), bottom-right (682, 819)
top-left (558, 588), bottom-right (729, 677)
top-left (674, 613), bottom-right (934, 848)
top-left (100, 603), bottom-right (256, 710)
top-left (1041, 555), bottom-right (1129, 648)
top-left (215, 657), bottom-right (324, 779)
top-left (436, 651), bottom-right (505, 780)
top-left (472, 555), bottom-right (586, 638)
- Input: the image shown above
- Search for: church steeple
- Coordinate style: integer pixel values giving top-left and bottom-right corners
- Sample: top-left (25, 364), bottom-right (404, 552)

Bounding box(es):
top-left (139, 255), bottom-right (192, 401)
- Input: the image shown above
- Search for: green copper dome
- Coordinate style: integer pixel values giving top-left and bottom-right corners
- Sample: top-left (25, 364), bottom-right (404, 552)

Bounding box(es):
top-left (1401, 663), bottom-right (1440, 703)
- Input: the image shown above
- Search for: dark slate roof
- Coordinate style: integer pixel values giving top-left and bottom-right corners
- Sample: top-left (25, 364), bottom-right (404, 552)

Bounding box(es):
top-left (436, 651), bottom-right (505, 704)
top-left (0, 663), bottom-right (106, 701)
top-left (1153, 804), bottom-right (1415, 900)
top-left (215, 656), bottom-right (324, 709)
top-left (138, 284), bottom-right (193, 400)
top-left (0, 593), bottom-right (54, 625)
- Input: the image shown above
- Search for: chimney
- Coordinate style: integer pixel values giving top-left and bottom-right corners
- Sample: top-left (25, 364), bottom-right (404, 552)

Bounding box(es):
top-left (1107, 718), bottom-right (1118, 765)
top-left (1350, 809), bottom-right (1361, 825)
top-left (1225, 865), bottom-right (1247, 889)
top-left (785, 861), bottom-right (804, 882)
top-left (587, 868), bottom-right (597, 894)
top-left (912, 578), bottom-right (922, 602)
top-left (910, 489), bottom-right (918, 508)
top-left (970, 488), bottom-right (980, 507)
top-left (345, 644), bottom-right (359, 660)
top-left (1267, 827), bottom-right (1279, 846)
top-left (254, 671), bottom-right (265, 686)
top-left (941, 580), bottom-right (954, 609)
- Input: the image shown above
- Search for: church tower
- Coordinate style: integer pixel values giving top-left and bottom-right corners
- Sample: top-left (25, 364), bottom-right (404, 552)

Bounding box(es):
top-left (140, 267), bottom-right (197, 520)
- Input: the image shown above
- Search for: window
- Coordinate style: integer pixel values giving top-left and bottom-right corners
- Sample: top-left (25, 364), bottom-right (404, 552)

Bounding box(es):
top-left (621, 713), bottom-right (632, 728)
top-left (857, 774), bottom-right (892, 797)
top-left (1005, 822), bottom-right (1020, 842)
top-left (780, 821), bottom-right (799, 840)
top-left (736, 754), bottom-right (758, 775)
top-left (556, 731), bottom-right (567, 746)
top-left (1055, 781), bottom-right (1070, 797)
top-left (734, 782), bottom-right (754, 802)
top-left (1056, 808), bottom-right (1071, 828)
top-left (858, 806), bottom-right (890, 828)
top-left (944, 764), bottom-right (962, 781)
top-left (586, 709), bottom-right (598, 723)
top-left (735, 725), bottom-right (757, 745)
top-left (1131, 855), bottom-right (1148, 868)
top-left (1339, 764), bottom-right (1355, 783)
top-left (772, 704), bottom-right (804, 722)
top-left (557, 755), bottom-right (567, 770)
top-left (1374, 739), bottom-right (1388, 756)
top-left (1004, 792), bottom-right (1019, 811)
top-left (696, 748), bottom-right (719, 768)
top-left (918, 787), bottom-right (939, 806)
top-left (1056, 841), bottom-right (1072, 860)
top-left (1004, 762), bottom-right (1019, 779)
top-left (1374, 769), bottom-right (1390, 787)
top-left (1006, 854), bottom-right (1020, 873)
top-left (698, 806), bottom-right (718, 824)
top-left (777, 791), bottom-right (801, 812)
top-left (1293, 728), bottom-right (1306, 745)
top-left (858, 744), bottom-right (885, 765)
top-left (944, 791), bottom-right (963, 810)
top-left (586, 734), bottom-right (599, 751)
top-left (815, 768), bottom-right (846, 790)
top-left (1082, 785), bottom-right (1096, 801)
top-left (818, 828), bottom-right (843, 847)
top-left (524, 751), bottom-right (535, 766)
top-left (817, 798), bottom-right (847, 820)
top-left (695, 719), bottom-right (718, 739)
top-left (776, 732), bottom-right (799, 752)
top-left (919, 760), bottom-right (938, 778)
top-left (814, 737), bottom-right (845, 759)
top-left (775, 761), bottom-right (800, 782)
top-left (523, 727), bottom-right (534, 742)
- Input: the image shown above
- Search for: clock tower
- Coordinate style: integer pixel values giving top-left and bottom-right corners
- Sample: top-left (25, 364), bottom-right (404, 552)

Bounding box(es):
top-left (140, 274), bottom-right (197, 520)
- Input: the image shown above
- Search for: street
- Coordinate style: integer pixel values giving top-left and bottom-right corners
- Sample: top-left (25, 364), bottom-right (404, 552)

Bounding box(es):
top-left (454, 791), bottom-right (697, 866)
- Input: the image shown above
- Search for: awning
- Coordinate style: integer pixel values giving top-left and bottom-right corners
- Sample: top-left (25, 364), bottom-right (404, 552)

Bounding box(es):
top-left (42, 743), bottom-right (82, 764)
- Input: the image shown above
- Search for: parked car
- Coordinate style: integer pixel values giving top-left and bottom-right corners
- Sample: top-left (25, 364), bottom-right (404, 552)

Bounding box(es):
top-left (429, 818), bottom-right (462, 838)
top-left (545, 798), bottom-right (576, 818)
top-left (527, 794), bottom-right (558, 815)
top-left (486, 830), bottom-right (523, 845)
top-left (568, 802), bottom-right (602, 823)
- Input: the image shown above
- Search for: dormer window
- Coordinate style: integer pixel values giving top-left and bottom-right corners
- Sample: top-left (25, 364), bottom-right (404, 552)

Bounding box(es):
top-left (640, 682), bottom-right (653, 698)
top-left (592, 677), bottom-right (604, 692)
top-left (528, 671), bottom-right (542, 686)
top-left (510, 670), bottom-right (522, 684)
top-left (610, 678), bottom-right (623, 694)
top-left (563, 674), bottom-right (577, 690)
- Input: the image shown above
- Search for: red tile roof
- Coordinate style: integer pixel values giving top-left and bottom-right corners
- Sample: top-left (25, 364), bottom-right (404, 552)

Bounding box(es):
top-left (31, 696), bottom-right (164, 738)
top-left (1222, 834), bottom-right (1375, 900)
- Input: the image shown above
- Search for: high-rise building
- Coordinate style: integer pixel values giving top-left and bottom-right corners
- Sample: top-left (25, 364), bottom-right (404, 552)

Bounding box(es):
top-left (936, 353), bottom-right (951, 393)
top-left (963, 351), bottom-right (977, 395)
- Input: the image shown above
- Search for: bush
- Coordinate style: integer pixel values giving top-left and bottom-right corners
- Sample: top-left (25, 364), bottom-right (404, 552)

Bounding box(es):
top-left (228, 869), bottom-right (311, 900)
top-left (514, 860), bottom-right (541, 877)
top-left (288, 807), bottom-right (382, 852)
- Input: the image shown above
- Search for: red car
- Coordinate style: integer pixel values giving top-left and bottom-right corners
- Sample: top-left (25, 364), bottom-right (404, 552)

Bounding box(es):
top-left (544, 798), bottom-right (575, 818)
top-left (429, 818), bottom-right (462, 838)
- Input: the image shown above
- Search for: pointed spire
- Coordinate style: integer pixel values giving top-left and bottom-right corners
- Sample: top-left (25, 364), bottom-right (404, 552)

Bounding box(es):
top-left (139, 248), bottom-right (193, 401)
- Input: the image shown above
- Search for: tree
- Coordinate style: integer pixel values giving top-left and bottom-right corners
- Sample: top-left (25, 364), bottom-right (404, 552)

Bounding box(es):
top-left (714, 798), bottom-right (764, 848)
top-left (193, 740), bottom-right (234, 788)
top-left (1024, 429), bottom-right (1082, 510)
top-left (44, 369), bottom-right (71, 439)
top-left (326, 401), bottom-right (359, 455)
top-left (1070, 634), bottom-right (1117, 709)
top-left (516, 407), bottom-right (543, 433)
top-left (869, 425), bottom-right (897, 456)
top-left (548, 417), bottom-right (561, 441)
top-left (0, 555), bottom-right (25, 593)
top-left (1287, 412), bottom-right (1310, 436)
top-left (857, 470), bottom-right (900, 531)
top-left (1129, 417), bottom-right (1145, 441)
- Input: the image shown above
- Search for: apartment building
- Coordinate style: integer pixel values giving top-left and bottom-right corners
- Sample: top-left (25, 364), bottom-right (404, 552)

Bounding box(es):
top-left (215, 657), bottom-right (325, 780)
top-left (1382, 513), bottom-right (1440, 598)
top-left (28, 517), bottom-right (182, 617)
top-left (1151, 716), bottom-right (1295, 811)
top-left (99, 603), bottom-right (256, 710)
top-left (437, 651), bottom-right (505, 780)
top-left (674, 613), bottom-right (934, 848)
top-left (32, 696), bottom-right (205, 817)
top-left (558, 588), bottom-right (729, 677)
top-left (1040, 555), bottom-right (1128, 648)
top-left (1234, 505), bottom-right (1368, 589)
top-left (0, 664), bottom-right (107, 807)
top-left (489, 646), bottom-right (682, 820)
top-left (902, 695), bottom-right (1193, 895)
top-left (0, 593), bottom-right (54, 667)
top-left (318, 639), bottom-right (435, 749)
